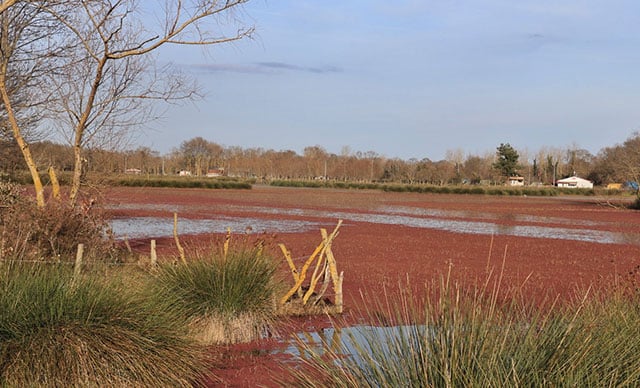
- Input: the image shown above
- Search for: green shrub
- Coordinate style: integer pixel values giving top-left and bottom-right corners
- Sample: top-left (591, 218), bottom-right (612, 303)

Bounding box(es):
top-left (0, 263), bottom-right (205, 387)
top-left (148, 247), bottom-right (281, 344)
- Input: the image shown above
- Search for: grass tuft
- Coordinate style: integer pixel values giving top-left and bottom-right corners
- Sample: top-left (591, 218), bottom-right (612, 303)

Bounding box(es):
top-left (290, 277), bottom-right (640, 387)
top-left (0, 263), bottom-right (205, 387)
top-left (148, 247), bottom-right (282, 344)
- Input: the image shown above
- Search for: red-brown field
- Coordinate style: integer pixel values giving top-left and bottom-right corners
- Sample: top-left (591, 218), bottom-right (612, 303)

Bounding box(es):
top-left (104, 185), bottom-right (640, 387)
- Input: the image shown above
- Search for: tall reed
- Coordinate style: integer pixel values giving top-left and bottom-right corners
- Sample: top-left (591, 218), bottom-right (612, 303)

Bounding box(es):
top-left (291, 275), bottom-right (640, 387)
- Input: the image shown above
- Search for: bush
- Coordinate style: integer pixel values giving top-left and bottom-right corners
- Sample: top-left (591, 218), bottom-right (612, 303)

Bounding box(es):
top-left (0, 180), bottom-right (24, 206)
top-left (0, 263), bottom-right (205, 387)
top-left (1, 197), bottom-right (114, 262)
top-left (147, 247), bottom-right (281, 345)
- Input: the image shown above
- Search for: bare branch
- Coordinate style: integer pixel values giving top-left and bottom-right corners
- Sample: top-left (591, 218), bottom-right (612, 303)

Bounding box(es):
top-left (0, 0), bottom-right (18, 15)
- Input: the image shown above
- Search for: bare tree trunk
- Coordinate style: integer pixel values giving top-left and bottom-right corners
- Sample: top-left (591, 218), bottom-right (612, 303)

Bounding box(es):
top-left (0, 4), bottom-right (45, 207)
top-left (69, 56), bottom-right (107, 207)
top-left (0, 75), bottom-right (45, 207)
top-left (69, 144), bottom-right (83, 207)
top-left (0, 1), bottom-right (17, 15)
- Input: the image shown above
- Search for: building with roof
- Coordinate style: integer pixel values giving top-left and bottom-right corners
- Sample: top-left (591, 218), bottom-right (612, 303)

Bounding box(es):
top-left (556, 176), bottom-right (593, 189)
top-left (507, 176), bottom-right (524, 186)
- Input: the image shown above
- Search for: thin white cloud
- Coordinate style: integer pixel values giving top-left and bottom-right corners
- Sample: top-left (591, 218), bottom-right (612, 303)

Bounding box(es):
top-left (187, 62), bottom-right (342, 75)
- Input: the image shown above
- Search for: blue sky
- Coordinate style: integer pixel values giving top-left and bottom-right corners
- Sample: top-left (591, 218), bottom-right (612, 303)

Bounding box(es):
top-left (149, 1), bottom-right (640, 160)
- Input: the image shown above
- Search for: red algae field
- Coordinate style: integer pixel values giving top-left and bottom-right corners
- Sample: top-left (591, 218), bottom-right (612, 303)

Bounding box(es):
top-left (104, 185), bottom-right (640, 387)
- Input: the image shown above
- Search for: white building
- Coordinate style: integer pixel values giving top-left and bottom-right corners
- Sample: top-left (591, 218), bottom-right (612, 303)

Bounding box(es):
top-left (556, 176), bottom-right (593, 189)
top-left (507, 176), bottom-right (524, 186)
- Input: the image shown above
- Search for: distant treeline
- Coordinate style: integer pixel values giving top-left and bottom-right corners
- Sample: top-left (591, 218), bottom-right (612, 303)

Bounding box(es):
top-left (2, 133), bottom-right (640, 189)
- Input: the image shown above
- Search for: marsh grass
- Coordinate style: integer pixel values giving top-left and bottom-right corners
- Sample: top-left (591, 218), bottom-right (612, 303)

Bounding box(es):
top-left (148, 247), bottom-right (282, 344)
top-left (0, 262), bottom-right (205, 387)
top-left (291, 274), bottom-right (640, 387)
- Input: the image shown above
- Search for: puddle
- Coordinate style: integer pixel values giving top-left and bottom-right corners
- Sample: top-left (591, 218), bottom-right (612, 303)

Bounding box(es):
top-left (284, 324), bottom-right (431, 368)
top-left (109, 216), bottom-right (323, 239)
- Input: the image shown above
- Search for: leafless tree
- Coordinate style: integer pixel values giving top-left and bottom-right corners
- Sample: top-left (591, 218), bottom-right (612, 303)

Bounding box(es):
top-left (606, 132), bottom-right (640, 197)
top-left (1, 0), bottom-right (254, 207)
top-left (0, 0), bottom-right (67, 206)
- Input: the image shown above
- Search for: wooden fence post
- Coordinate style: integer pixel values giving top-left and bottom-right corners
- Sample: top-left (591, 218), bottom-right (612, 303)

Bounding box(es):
top-left (150, 239), bottom-right (157, 266)
top-left (335, 271), bottom-right (344, 313)
top-left (173, 213), bottom-right (186, 264)
top-left (74, 244), bottom-right (84, 278)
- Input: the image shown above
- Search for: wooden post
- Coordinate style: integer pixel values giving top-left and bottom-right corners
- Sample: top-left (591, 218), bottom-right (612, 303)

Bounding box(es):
top-left (280, 239), bottom-right (326, 305)
top-left (74, 244), bottom-right (84, 278)
top-left (303, 222), bottom-right (341, 305)
top-left (281, 220), bottom-right (341, 305)
top-left (319, 227), bottom-right (341, 306)
top-left (223, 227), bottom-right (231, 259)
top-left (48, 166), bottom-right (60, 201)
top-left (150, 239), bottom-right (157, 266)
top-left (303, 246), bottom-right (327, 305)
top-left (279, 220), bottom-right (344, 310)
top-left (279, 243), bottom-right (303, 298)
top-left (173, 212), bottom-right (186, 264)
top-left (313, 263), bottom-right (332, 306)
top-left (335, 271), bottom-right (344, 313)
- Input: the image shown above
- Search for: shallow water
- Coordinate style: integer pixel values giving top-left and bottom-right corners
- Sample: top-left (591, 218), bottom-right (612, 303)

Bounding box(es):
top-left (110, 216), bottom-right (323, 239)
top-left (107, 203), bottom-right (636, 245)
top-left (284, 324), bottom-right (431, 368)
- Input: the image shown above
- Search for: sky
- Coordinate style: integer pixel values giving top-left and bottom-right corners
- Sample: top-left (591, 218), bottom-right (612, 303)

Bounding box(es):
top-left (147, 1), bottom-right (640, 161)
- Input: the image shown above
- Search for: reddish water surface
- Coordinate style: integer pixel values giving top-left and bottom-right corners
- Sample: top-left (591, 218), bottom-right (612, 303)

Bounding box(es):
top-left (104, 185), bottom-right (640, 387)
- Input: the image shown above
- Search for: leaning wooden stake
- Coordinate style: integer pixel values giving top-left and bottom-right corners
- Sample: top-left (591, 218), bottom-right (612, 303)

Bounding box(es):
top-left (173, 213), bottom-right (186, 264)
top-left (279, 243), bottom-right (303, 298)
top-left (303, 230), bottom-right (332, 305)
top-left (313, 261), bottom-right (332, 306)
top-left (280, 220), bottom-right (343, 305)
top-left (313, 228), bottom-right (341, 307)
top-left (280, 241), bottom-right (325, 305)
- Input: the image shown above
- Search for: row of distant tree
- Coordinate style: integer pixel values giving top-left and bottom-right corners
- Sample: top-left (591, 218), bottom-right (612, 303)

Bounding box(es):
top-left (2, 133), bottom-right (639, 187)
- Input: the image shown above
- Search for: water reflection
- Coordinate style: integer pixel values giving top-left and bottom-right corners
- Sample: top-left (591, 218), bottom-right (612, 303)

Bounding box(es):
top-left (285, 324), bottom-right (430, 368)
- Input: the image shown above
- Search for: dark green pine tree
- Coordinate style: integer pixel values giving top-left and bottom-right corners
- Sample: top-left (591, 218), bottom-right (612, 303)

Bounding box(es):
top-left (493, 143), bottom-right (520, 177)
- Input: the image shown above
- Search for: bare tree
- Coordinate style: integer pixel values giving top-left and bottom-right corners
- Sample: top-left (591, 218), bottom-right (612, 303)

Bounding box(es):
top-left (1, 0), bottom-right (254, 207)
top-left (0, 0), bottom-right (66, 206)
